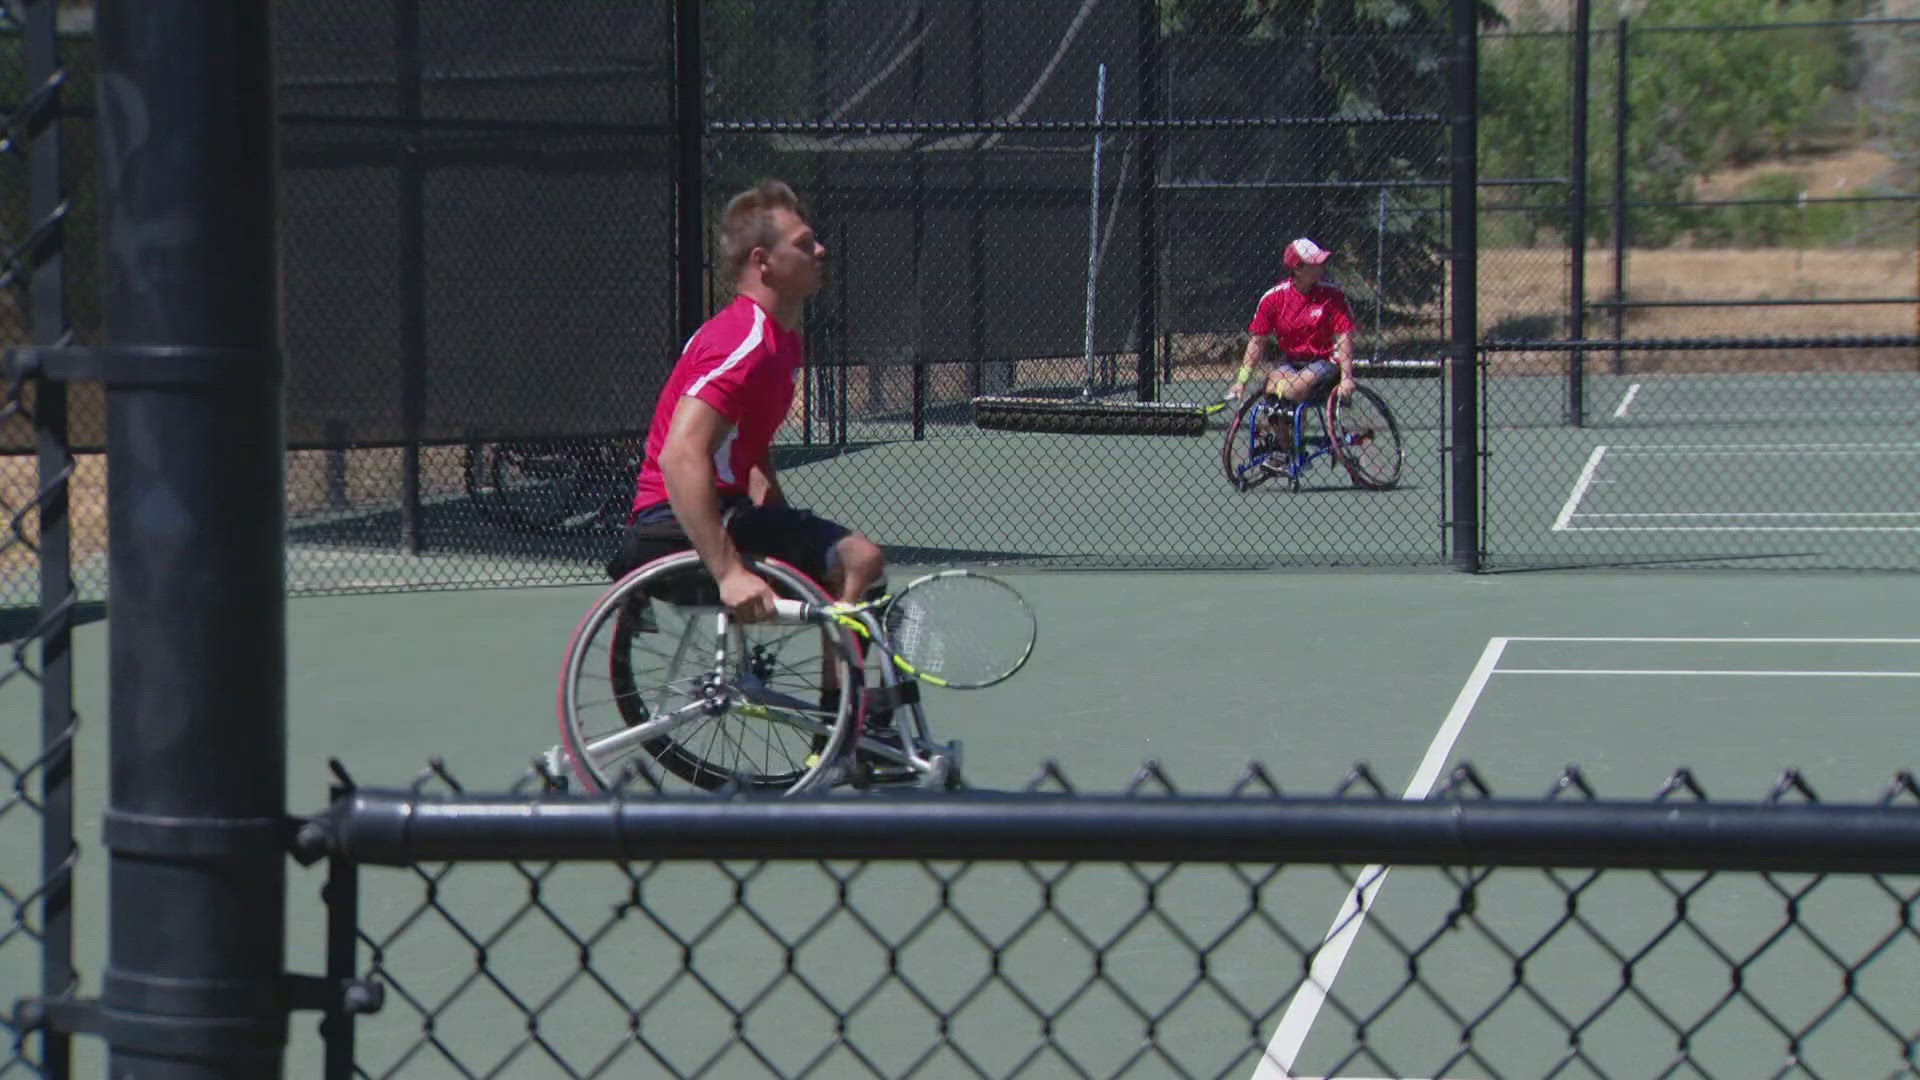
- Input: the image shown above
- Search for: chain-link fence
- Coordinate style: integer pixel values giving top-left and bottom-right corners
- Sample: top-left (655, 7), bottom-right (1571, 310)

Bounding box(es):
top-left (1, 3), bottom-right (76, 1076)
top-left (6, 3), bottom-right (1916, 606)
top-left (1482, 335), bottom-right (1920, 570)
top-left (292, 760), bottom-right (1920, 1079)
top-left (1473, 9), bottom-right (1920, 570)
top-left (713, 0), bottom-right (1459, 569)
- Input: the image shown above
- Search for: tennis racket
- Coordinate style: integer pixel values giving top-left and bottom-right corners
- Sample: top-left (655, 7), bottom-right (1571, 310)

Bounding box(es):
top-left (772, 569), bottom-right (1036, 689)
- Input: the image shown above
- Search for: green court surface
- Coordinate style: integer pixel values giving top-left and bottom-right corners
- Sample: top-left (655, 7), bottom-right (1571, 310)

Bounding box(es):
top-left (1480, 370), bottom-right (1919, 569)
top-left (13, 567), bottom-right (1920, 1077)
top-left (770, 367), bottom-right (1918, 571)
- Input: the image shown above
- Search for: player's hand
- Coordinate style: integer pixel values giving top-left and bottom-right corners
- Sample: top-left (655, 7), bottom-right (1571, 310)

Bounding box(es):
top-left (1227, 382), bottom-right (1245, 401)
top-left (1336, 376), bottom-right (1355, 399)
top-left (718, 567), bottom-right (778, 623)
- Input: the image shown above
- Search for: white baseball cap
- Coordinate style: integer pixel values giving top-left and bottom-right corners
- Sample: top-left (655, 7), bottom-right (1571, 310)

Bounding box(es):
top-left (1283, 237), bottom-right (1332, 269)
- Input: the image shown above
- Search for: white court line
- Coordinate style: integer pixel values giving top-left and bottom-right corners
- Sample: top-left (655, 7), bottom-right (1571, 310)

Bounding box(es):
top-left (1611, 382), bottom-right (1641, 419)
top-left (1550, 446), bottom-right (1608, 532)
top-left (1608, 410), bottom-right (1918, 424)
top-left (1501, 668), bottom-right (1920, 678)
top-left (1559, 524), bottom-right (1920, 533)
top-left (1510, 636), bottom-right (1920, 643)
top-left (1602, 444), bottom-right (1920, 454)
top-left (1574, 512), bottom-right (1920, 519)
top-left (1250, 638), bottom-right (1509, 1080)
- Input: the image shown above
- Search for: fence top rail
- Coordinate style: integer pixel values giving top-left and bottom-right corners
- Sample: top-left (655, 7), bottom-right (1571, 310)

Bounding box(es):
top-left (299, 790), bottom-right (1920, 874)
top-left (707, 114), bottom-right (1442, 136)
top-left (1487, 16), bottom-right (1920, 38)
top-left (1590, 296), bottom-right (1920, 310)
top-left (1482, 334), bottom-right (1920, 353)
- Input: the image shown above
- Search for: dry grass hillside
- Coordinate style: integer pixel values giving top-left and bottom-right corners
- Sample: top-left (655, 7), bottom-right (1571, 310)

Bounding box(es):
top-left (1483, 246), bottom-right (1918, 339)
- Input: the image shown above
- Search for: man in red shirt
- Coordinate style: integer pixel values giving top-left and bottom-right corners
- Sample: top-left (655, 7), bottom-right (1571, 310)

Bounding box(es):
top-left (1226, 237), bottom-right (1358, 447)
top-left (614, 180), bottom-right (885, 622)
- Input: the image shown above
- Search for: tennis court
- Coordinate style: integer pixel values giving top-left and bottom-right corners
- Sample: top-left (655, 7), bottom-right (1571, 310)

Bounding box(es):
top-left (1483, 368), bottom-right (1920, 569)
top-left (17, 563), bottom-right (1919, 1077)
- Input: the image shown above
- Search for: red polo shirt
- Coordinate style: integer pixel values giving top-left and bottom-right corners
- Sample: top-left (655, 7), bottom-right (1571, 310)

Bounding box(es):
top-left (632, 296), bottom-right (803, 511)
top-left (1247, 280), bottom-right (1356, 361)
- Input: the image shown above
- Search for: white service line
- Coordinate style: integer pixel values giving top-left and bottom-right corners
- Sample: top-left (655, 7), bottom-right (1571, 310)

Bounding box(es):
top-left (1250, 638), bottom-right (1510, 1080)
top-left (1605, 441), bottom-right (1920, 449)
top-left (1573, 512), bottom-right (1920, 518)
top-left (1612, 382), bottom-right (1641, 419)
top-left (1551, 445), bottom-right (1608, 532)
top-left (1500, 668), bottom-right (1920, 678)
top-left (1510, 636), bottom-right (1920, 644)
top-left (1559, 524), bottom-right (1920, 533)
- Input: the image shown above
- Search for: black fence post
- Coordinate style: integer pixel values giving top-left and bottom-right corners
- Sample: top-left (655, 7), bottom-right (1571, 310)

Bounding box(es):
top-left (95, 2), bottom-right (288, 1076)
top-left (27, 0), bottom-right (75, 1074)
top-left (1136, 0), bottom-right (1161, 403)
top-left (910, 3), bottom-right (927, 442)
top-left (1566, 0), bottom-right (1590, 427)
top-left (1611, 16), bottom-right (1628, 376)
top-left (1448, 0), bottom-right (1480, 572)
top-left (397, 0), bottom-right (425, 555)
top-left (967, 0), bottom-right (986, 398)
top-left (836, 221), bottom-right (850, 445)
top-left (318, 850), bottom-right (361, 1079)
top-left (673, 0), bottom-right (704, 348)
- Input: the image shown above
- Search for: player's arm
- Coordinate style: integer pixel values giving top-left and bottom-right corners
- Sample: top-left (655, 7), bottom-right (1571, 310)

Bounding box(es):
top-left (1330, 297), bottom-right (1358, 397)
top-left (1230, 335), bottom-right (1268, 400)
top-left (658, 395), bottom-right (777, 620)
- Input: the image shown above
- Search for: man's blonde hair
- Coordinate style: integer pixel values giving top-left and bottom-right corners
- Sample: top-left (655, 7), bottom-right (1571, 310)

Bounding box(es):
top-left (719, 179), bottom-right (802, 279)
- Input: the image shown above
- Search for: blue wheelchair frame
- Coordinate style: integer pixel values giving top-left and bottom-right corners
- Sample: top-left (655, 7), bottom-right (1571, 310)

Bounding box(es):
top-left (1231, 391), bottom-right (1338, 490)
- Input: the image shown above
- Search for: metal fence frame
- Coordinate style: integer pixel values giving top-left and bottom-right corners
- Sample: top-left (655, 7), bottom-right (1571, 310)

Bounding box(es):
top-left (281, 762), bottom-right (1920, 1079)
top-left (5, 1), bottom-right (1920, 1076)
top-left (1, 1), bottom-right (75, 1075)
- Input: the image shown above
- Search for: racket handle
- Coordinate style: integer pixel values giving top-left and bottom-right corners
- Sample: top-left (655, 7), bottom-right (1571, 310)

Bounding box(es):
top-left (770, 598), bottom-right (824, 624)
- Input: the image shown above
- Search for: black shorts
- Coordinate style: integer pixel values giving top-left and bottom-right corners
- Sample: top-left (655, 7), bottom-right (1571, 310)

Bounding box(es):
top-left (607, 497), bottom-right (855, 589)
top-left (1277, 357), bottom-right (1340, 394)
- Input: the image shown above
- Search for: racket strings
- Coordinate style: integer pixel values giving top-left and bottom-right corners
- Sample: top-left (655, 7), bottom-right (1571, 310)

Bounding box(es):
top-left (881, 575), bottom-right (1032, 687)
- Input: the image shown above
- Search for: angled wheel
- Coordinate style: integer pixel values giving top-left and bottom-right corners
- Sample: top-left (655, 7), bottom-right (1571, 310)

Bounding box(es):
top-left (1330, 384), bottom-right (1404, 490)
top-left (557, 551), bottom-right (862, 794)
top-left (462, 441), bottom-right (512, 526)
top-left (466, 439), bottom-right (613, 534)
top-left (1221, 394), bottom-right (1286, 492)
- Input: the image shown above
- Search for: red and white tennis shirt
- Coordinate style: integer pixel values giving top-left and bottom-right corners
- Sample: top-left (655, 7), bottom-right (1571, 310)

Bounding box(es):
top-left (1247, 280), bottom-right (1356, 362)
top-left (631, 295), bottom-right (804, 511)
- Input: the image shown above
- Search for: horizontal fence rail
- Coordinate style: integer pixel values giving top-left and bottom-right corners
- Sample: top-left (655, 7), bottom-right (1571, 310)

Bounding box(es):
top-left (1484, 335), bottom-right (1920, 352)
top-left (303, 790), bottom-right (1920, 872)
top-left (295, 763), bottom-right (1920, 1080)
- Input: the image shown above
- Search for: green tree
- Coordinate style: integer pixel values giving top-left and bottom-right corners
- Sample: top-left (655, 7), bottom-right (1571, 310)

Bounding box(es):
top-left (1157, 0), bottom-right (1504, 331)
top-left (1479, 0), bottom-right (1851, 248)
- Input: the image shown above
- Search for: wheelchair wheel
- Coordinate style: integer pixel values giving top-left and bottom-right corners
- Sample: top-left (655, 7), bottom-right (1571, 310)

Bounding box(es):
top-left (1330, 385), bottom-right (1404, 490)
top-left (556, 551), bottom-right (862, 794)
top-left (1221, 394), bottom-right (1285, 492)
